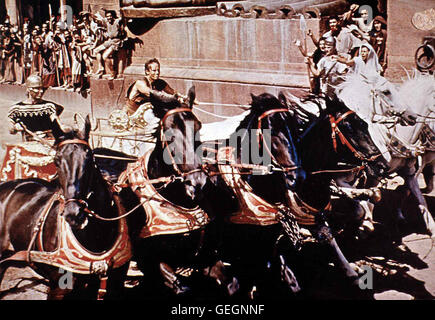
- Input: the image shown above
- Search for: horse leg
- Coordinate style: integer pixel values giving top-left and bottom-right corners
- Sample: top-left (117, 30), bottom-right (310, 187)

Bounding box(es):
top-left (203, 260), bottom-right (240, 297)
top-left (422, 164), bottom-right (435, 194)
top-left (406, 174), bottom-right (435, 237)
top-left (159, 262), bottom-right (190, 295)
top-left (315, 213), bottom-right (359, 283)
top-left (277, 254), bottom-right (301, 294)
top-left (104, 263), bottom-right (130, 300)
top-left (360, 200), bottom-right (375, 234)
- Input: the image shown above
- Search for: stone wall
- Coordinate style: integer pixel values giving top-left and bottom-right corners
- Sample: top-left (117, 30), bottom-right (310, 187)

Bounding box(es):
top-left (82, 0), bottom-right (120, 13)
top-left (385, 0), bottom-right (435, 81)
top-left (89, 15), bottom-right (320, 122)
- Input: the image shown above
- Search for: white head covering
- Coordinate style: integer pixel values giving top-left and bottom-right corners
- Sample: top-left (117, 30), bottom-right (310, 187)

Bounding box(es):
top-left (351, 43), bottom-right (382, 77)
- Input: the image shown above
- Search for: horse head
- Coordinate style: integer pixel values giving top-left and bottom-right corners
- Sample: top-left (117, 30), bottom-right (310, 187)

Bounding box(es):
top-left (149, 86), bottom-right (207, 204)
top-left (234, 92), bottom-right (305, 193)
top-left (325, 97), bottom-right (389, 177)
top-left (51, 115), bottom-right (95, 229)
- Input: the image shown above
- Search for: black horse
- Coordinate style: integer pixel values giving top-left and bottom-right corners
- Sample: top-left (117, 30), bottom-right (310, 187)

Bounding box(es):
top-left (0, 116), bottom-right (130, 299)
top-left (282, 95), bottom-right (389, 291)
top-left (200, 92), bottom-right (307, 298)
top-left (109, 87), bottom-right (232, 298)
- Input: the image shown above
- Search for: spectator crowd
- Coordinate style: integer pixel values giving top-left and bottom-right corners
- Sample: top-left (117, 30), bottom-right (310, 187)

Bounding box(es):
top-left (295, 4), bottom-right (388, 97)
top-left (0, 9), bottom-right (128, 93)
top-left (0, 3), bottom-right (388, 99)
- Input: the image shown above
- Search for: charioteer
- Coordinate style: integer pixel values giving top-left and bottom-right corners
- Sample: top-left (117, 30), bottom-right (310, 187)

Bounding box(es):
top-left (8, 74), bottom-right (64, 141)
top-left (122, 58), bottom-right (186, 128)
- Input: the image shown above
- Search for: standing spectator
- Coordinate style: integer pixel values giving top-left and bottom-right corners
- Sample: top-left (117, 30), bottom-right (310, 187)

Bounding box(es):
top-left (22, 24), bottom-right (32, 82)
top-left (41, 38), bottom-right (57, 88)
top-left (70, 32), bottom-right (86, 92)
top-left (342, 5), bottom-right (373, 37)
top-left (334, 43), bottom-right (382, 78)
top-left (31, 33), bottom-right (43, 75)
top-left (295, 32), bottom-right (328, 94)
top-left (369, 16), bottom-right (387, 75)
top-left (11, 29), bottom-right (22, 84)
top-left (61, 30), bottom-right (73, 89)
top-left (41, 23), bottom-right (50, 42)
top-left (309, 15), bottom-right (360, 60)
top-left (2, 31), bottom-right (17, 83)
top-left (53, 24), bottom-right (72, 88)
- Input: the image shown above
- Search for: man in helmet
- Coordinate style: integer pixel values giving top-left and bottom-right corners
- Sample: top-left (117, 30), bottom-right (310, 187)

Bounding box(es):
top-left (8, 74), bottom-right (64, 141)
top-left (305, 36), bottom-right (349, 99)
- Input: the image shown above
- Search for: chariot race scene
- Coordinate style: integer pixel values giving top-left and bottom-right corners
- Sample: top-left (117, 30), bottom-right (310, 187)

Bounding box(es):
top-left (0, 0), bottom-right (434, 305)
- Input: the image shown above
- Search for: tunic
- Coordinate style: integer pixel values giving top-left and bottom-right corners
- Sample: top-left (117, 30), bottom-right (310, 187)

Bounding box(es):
top-left (317, 56), bottom-right (348, 99)
top-left (125, 78), bottom-right (175, 114)
top-left (8, 100), bottom-right (64, 140)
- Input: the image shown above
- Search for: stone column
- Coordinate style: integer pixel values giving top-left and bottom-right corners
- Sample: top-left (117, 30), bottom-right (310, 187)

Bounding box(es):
top-left (5, 0), bottom-right (20, 26)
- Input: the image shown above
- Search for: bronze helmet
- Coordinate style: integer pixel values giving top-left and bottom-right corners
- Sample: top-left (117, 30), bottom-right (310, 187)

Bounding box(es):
top-left (25, 74), bottom-right (43, 88)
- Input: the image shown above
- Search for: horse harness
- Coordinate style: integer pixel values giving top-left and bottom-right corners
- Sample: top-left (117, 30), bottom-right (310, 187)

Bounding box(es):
top-left (256, 108), bottom-right (299, 173)
top-left (328, 110), bottom-right (382, 173)
top-left (0, 138), bottom-right (132, 299)
top-left (118, 148), bottom-right (210, 238)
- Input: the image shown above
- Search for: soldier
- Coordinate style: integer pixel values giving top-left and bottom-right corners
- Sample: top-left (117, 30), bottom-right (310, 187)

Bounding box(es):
top-left (8, 74), bottom-right (64, 141)
top-left (305, 36), bottom-right (349, 99)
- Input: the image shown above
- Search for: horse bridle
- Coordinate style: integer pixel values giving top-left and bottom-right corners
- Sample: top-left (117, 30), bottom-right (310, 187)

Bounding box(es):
top-left (55, 138), bottom-right (98, 216)
top-left (329, 110), bottom-right (381, 162)
top-left (257, 108), bottom-right (299, 173)
top-left (160, 107), bottom-right (203, 178)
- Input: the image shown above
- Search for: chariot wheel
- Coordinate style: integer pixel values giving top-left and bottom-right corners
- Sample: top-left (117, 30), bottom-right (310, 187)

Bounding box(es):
top-left (108, 109), bottom-right (130, 132)
top-left (415, 43), bottom-right (435, 71)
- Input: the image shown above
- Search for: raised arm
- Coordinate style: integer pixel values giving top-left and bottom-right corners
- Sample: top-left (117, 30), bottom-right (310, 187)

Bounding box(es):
top-left (305, 57), bottom-right (321, 77)
top-left (307, 29), bottom-right (318, 47)
top-left (331, 55), bottom-right (355, 67)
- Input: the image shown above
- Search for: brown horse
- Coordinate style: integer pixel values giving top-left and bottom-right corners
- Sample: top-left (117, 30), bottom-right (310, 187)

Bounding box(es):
top-left (0, 116), bottom-right (131, 299)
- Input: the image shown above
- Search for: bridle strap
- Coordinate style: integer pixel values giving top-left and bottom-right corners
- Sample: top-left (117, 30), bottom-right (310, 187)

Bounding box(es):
top-left (160, 107), bottom-right (193, 127)
top-left (256, 108), bottom-right (298, 172)
top-left (57, 139), bottom-right (90, 149)
top-left (257, 108), bottom-right (290, 125)
top-left (329, 111), bottom-right (367, 160)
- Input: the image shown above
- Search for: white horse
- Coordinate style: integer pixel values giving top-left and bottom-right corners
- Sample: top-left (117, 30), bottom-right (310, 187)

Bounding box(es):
top-left (335, 71), bottom-right (435, 238)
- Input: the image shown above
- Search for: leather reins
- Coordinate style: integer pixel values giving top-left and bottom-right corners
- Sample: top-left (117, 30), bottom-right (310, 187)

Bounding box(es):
top-left (329, 110), bottom-right (381, 163)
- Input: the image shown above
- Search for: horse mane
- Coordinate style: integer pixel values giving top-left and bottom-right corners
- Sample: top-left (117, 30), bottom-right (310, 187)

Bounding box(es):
top-left (335, 73), bottom-right (373, 105)
top-left (397, 70), bottom-right (435, 113)
top-left (233, 93), bottom-right (285, 134)
top-left (291, 95), bottom-right (325, 134)
top-left (55, 126), bottom-right (84, 142)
